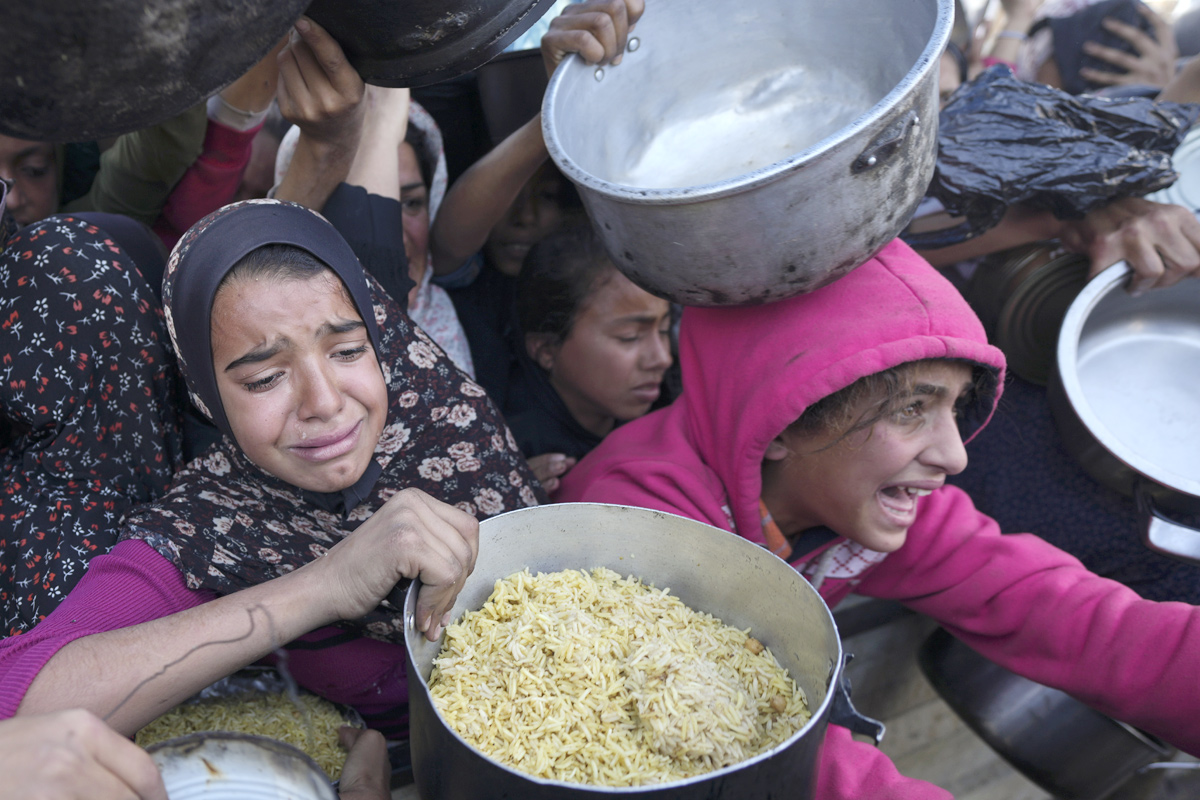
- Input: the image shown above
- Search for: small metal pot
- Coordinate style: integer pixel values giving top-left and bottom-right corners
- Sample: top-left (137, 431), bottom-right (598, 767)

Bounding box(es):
top-left (403, 502), bottom-right (882, 799)
top-left (1048, 263), bottom-right (1200, 563)
top-left (147, 733), bottom-right (338, 800)
top-left (919, 627), bottom-right (1174, 800)
top-left (541, 0), bottom-right (952, 306)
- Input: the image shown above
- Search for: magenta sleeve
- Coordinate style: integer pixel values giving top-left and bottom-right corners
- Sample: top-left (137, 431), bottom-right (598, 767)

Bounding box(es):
top-left (0, 539), bottom-right (211, 718)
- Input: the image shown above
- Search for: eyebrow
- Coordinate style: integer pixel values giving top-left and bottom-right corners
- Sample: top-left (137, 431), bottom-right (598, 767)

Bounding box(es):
top-left (910, 383), bottom-right (948, 398)
top-left (223, 320), bottom-right (365, 372)
top-left (611, 313), bottom-right (669, 327)
top-left (401, 182), bottom-right (426, 194)
top-left (14, 145), bottom-right (49, 163)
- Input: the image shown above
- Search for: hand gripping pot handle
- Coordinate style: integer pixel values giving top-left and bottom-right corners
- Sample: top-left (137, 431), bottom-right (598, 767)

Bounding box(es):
top-left (829, 653), bottom-right (886, 745)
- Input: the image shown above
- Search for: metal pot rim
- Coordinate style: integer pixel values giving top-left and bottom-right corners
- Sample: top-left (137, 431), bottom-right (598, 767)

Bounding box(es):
top-left (1055, 262), bottom-right (1200, 497)
top-left (541, 0), bottom-right (953, 205)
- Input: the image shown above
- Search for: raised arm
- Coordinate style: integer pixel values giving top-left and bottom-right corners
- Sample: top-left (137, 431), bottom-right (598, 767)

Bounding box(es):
top-left (273, 17), bottom-right (366, 211)
top-left (429, 0), bottom-right (644, 276)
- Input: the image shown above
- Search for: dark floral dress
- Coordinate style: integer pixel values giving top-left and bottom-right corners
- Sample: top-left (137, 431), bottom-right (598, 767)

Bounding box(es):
top-left (0, 215), bottom-right (184, 636)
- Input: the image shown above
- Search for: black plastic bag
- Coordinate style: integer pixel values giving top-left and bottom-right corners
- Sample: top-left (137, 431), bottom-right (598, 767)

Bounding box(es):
top-left (903, 66), bottom-right (1200, 250)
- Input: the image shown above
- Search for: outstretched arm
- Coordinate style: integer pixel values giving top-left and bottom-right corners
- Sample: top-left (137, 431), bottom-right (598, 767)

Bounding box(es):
top-left (15, 489), bottom-right (476, 737)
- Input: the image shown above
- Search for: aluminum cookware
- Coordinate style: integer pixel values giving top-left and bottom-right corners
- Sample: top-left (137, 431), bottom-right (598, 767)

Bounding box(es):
top-left (964, 243), bottom-right (1090, 385)
top-left (304, 0), bottom-right (559, 89)
top-left (404, 502), bottom-right (882, 799)
top-left (541, 0), bottom-right (952, 306)
top-left (919, 627), bottom-right (1174, 800)
top-left (1049, 263), bottom-right (1200, 563)
top-left (1, 0), bottom-right (309, 141)
top-left (147, 733), bottom-right (338, 800)
top-left (1, 0), bottom-right (555, 141)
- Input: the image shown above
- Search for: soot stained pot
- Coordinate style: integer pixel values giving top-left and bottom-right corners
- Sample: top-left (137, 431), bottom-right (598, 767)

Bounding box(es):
top-left (305, 0), bottom-right (559, 89)
top-left (919, 627), bottom-right (1174, 800)
top-left (1, 0), bottom-right (556, 142)
top-left (1, 0), bottom-right (309, 142)
top-left (404, 502), bottom-right (884, 799)
top-left (542, 0), bottom-right (952, 306)
top-left (1049, 262), bottom-right (1200, 563)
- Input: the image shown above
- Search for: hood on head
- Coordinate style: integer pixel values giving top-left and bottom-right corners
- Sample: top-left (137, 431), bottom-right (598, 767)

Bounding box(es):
top-left (677, 238), bottom-right (1005, 541)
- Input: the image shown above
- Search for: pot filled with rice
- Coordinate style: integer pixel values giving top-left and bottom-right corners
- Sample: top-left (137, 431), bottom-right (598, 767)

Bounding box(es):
top-left (404, 502), bottom-right (877, 799)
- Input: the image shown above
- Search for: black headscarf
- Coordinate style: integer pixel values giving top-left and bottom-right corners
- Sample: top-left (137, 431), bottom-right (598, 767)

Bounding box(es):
top-left (126, 200), bottom-right (542, 644)
top-left (162, 200), bottom-right (383, 515)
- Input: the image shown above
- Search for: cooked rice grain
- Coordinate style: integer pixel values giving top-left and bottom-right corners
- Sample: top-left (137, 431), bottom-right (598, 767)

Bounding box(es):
top-left (429, 567), bottom-right (811, 786)
top-left (135, 691), bottom-right (350, 779)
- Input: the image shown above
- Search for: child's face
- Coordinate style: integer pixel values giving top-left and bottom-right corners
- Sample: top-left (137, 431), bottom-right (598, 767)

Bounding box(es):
top-left (541, 270), bottom-right (673, 437)
top-left (762, 361), bottom-right (974, 553)
top-left (211, 271), bottom-right (388, 494)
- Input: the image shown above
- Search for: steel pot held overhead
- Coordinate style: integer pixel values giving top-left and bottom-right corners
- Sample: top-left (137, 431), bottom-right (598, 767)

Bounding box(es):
top-left (1049, 263), bottom-right (1200, 563)
top-left (404, 502), bottom-right (884, 800)
top-left (1, 0), bottom-right (557, 142)
top-left (304, 0), bottom-right (559, 89)
top-left (542, 0), bottom-right (952, 306)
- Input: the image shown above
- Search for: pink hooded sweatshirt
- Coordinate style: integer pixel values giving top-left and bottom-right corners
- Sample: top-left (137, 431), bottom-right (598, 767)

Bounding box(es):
top-left (558, 239), bottom-right (1200, 799)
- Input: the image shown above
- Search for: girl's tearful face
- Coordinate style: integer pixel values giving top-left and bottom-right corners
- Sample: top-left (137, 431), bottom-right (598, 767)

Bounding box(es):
top-left (210, 270), bottom-right (388, 493)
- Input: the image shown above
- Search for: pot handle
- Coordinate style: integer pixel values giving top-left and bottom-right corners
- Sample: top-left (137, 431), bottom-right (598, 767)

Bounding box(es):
top-left (829, 653), bottom-right (886, 745)
top-left (1136, 482), bottom-right (1200, 565)
top-left (852, 110), bottom-right (919, 175)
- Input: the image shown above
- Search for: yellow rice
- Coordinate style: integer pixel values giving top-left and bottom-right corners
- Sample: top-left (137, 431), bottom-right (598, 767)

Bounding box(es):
top-left (429, 567), bottom-right (811, 786)
top-left (135, 691), bottom-right (350, 779)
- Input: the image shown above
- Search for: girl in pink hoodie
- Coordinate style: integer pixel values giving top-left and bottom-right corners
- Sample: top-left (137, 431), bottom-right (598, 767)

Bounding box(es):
top-left (558, 238), bottom-right (1200, 799)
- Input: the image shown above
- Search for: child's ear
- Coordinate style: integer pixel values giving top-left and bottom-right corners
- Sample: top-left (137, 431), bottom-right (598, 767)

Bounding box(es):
top-left (525, 333), bottom-right (557, 372)
top-left (763, 437), bottom-right (791, 462)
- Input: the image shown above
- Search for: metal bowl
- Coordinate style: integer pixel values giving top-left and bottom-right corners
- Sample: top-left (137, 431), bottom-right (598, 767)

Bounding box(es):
top-left (403, 502), bottom-right (879, 799)
top-left (964, 243), bottom-right (1089, 385)
top-left (542, 0), bottom-right (952, 305)
top-left (147, 732), bottom-right (338, 800)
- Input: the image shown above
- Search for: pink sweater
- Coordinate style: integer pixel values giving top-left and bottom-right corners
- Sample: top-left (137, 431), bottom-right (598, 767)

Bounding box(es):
top-left (560, 240), bottom-right (1200, 798)
top-left (0, 539), bottom-right (408, 730)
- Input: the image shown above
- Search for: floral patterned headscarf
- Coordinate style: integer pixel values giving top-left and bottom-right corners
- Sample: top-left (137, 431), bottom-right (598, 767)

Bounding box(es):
top-left (122, 200), bottom-right (542, 643)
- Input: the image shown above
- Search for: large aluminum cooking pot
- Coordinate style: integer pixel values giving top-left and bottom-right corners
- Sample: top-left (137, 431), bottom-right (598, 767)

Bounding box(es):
top-left (403, 502), bottom-right (883, 799)
top-left (1049, 264), bottom-right (1200, 563)
top-left (1, 0), bottom-right (554, 141)
top-left (541, 0), bottom-right (952, 306)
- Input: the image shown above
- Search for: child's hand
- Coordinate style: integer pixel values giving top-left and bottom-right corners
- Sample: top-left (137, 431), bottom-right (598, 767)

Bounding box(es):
top-left (527, 453), bottom-right (577, 494)
top-left (1079, 4), bottom-right (1178, 89)
top-left (541, 0), bottom-right (645, 78)
top-left (276, 16), bottom-right (366, 156)
top-left (1059, 197), bottom-right (1200, 294)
